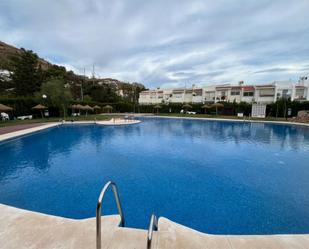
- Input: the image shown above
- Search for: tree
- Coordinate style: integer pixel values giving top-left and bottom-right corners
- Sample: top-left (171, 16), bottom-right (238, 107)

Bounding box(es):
top-left (10, 48), bottom-right (41, 96)
top-left (43, 64), bottom-right (67, 80)
top-left (89, 84), bottom-right (119, 103)
top-left (36, 78), bottom-right (72, 118)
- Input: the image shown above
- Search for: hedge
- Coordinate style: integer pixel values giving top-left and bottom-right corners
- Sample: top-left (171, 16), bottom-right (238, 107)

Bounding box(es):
top-left (1, 97), bottom-right (308, 118)
top-left (137, 101), bottom-right (309, 117)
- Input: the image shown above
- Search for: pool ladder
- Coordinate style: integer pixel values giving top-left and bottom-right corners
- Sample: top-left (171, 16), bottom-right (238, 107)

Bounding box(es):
top-left (96, 181), bottom-right (124, 249)
top-left (147, 214), bottom-right (158, 248)
top-left (96, 181), bottom-right (158, 249)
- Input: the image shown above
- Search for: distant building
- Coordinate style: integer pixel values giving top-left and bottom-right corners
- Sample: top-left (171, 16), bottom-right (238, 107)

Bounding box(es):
top-left (138, 78), bottom-right (309, 105)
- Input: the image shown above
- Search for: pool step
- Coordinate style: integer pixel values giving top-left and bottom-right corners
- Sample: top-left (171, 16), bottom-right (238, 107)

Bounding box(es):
top-left (107, 227), bottom-right (158, 249)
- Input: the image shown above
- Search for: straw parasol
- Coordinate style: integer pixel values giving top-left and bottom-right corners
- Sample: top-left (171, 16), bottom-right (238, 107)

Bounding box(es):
top-left (0, 103), bottom-right (13, 112)
top-left (82, 105), bottom-right (93, 116)
top-left (75, 104), bottom-right (84, 110)
top-left (182, 104), bottom-right (192, 109)
top-left (70, 104), bottom-right (84, 116)
top-left (182, 104), bottom-right (192, 113)
top-left (202, 104), bottom-right (211, 108)
top-left (93, 105), bottom-right (101, 110)
top-left (93, 105), bottom-right (101, 114)
top-left (211, 103), bottom-right (224, 115)
top-left (201, 104), bottom-right (211, 114)
top-left (102, 105), bottom-right (113, 113)
top-left (32, 104), bottom-right (47, 118)
top-left (81, 105), bottom-right (93, 110)
top-left (154, 104), bottom-right (162, 114)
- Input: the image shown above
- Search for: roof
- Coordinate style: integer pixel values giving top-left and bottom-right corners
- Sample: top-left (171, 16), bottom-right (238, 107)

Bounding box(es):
top-left (254, 84), bottom-right (275, 88)
top-left (242, 86), bottom-right (255, 91)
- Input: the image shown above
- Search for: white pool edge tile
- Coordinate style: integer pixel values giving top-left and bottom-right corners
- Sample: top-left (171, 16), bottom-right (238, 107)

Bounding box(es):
top-left (0, 123), bottom-right (61, 142)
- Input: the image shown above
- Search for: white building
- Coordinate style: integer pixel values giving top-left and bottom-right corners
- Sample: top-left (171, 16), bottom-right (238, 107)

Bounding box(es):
top-left (139, 78), bottom-right (309, 105)
top-left (0, 69), bottom-right (11, 82)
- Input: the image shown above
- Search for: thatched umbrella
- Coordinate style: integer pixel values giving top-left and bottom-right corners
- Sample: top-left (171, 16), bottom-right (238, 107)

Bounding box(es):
top-left (82, 105), bottom-right (93, 116)
top-left (93, 105), bottom-right (101, 114)
top-left (32, 104), bottom-right (47, 118)
top-left (182, 103), bottom-right (192, 113)
top-left (102, 105), bottom-right (113, 113)
top-left (0, 103), bottom-right (13, 112)
top-left (183, 104), bottom-right (192, 109)
top-left (75, 104), bottom-right (84, 110)
top-left (154, 104), bottom-right (161, 114)
top-left (201, 104), bottom-right (211, 114)
top-left (70, 104), bottom-right (78, 115)
top-left (211, 103), bottom-right (224, 115)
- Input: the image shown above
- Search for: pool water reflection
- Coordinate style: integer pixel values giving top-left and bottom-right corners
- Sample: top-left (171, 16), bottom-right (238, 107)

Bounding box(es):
top-left (0, 118), bottom-right (309, 234)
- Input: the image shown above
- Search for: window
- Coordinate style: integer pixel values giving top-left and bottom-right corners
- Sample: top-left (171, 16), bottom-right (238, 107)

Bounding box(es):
top-left (205, 91), bottom-right (215, 100)
top-left (231, 91), bottom-right (240, 96)
top-left (174, 94), bottom-right (182, 98)
top-left (282, 89), bottom-right (290, 99)
top-left (295, 89), bottom-right (305, 96)
top-left (259, 89), bottom-right (275, 97)
top-left (193, 89), bottom-right (202, 96)
top-left (243, 91), bottom-right (254, 97)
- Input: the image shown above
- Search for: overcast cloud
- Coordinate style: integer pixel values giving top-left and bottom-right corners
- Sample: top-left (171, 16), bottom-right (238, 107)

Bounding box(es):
top-left (0, 0), bottom-right (309, 88)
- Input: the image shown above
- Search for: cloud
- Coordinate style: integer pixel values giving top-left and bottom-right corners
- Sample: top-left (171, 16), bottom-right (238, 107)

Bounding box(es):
top-left (0, 0), bottom-right (309, 88)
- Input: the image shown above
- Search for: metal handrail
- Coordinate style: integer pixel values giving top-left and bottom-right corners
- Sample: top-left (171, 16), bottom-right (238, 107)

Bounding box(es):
top-left (96, 181), bottom-right (125, 249)
top-left (147, 214), bottom-right (158, 249)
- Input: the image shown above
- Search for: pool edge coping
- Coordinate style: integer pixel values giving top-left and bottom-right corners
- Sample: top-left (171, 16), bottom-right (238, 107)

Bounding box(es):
top-left (142, 115), bottom-right (309, 127)
top-left (0, 123), bottom-right (61, 142)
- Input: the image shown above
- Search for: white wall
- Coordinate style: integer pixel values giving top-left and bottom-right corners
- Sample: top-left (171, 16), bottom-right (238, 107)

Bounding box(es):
top-left (138, 81), bottom-right (309, 104)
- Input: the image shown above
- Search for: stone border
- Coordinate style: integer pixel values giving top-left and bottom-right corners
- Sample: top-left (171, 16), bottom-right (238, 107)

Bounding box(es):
top-left (0, 120), bottom-right (143, 143)
top-left (0, 123), bottom-right (61, 142)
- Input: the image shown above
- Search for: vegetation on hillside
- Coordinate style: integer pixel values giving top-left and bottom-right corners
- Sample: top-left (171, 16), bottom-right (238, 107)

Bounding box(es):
top-left (0, 42), bottom-right (146, 117)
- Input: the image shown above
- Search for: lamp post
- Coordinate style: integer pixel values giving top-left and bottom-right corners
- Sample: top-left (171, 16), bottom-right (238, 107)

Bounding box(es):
top-left (42, 94), bottom-right (47, 118)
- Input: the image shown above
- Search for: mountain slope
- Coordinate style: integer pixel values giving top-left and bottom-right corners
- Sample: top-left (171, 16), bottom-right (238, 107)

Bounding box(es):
top-left (0, 41), bottom-right (50, 70)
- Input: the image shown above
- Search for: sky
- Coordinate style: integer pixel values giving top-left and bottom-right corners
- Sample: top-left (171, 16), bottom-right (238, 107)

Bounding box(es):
top-left (0, 0), bottom-right (309, 88)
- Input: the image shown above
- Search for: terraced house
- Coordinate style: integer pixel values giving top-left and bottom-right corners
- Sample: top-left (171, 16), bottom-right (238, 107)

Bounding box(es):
top-left (139, 78), bottom-right (309, 105)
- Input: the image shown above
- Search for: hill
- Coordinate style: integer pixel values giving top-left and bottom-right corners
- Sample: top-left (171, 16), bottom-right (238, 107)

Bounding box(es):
top-left (0, 40), bottom-right (145, 99)
top-left (0, 41), bottom-right (50, 70)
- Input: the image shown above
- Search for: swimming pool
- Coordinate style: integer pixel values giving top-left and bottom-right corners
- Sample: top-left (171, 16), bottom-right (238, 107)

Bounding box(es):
top-left (0, 118), bottom-right (309, 235)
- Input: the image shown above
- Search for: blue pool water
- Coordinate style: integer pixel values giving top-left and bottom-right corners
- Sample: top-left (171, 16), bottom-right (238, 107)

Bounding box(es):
top-left (1, 118), bottom-right (309, 234)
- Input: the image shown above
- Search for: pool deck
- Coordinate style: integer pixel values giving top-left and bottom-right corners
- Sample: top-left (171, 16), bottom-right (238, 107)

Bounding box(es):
top-left (0, 123), bottom-right (45, 135)
top-left (0, 204), bottom-right (308, 249)
top-left (0, 123), bottom-right (60, 142)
